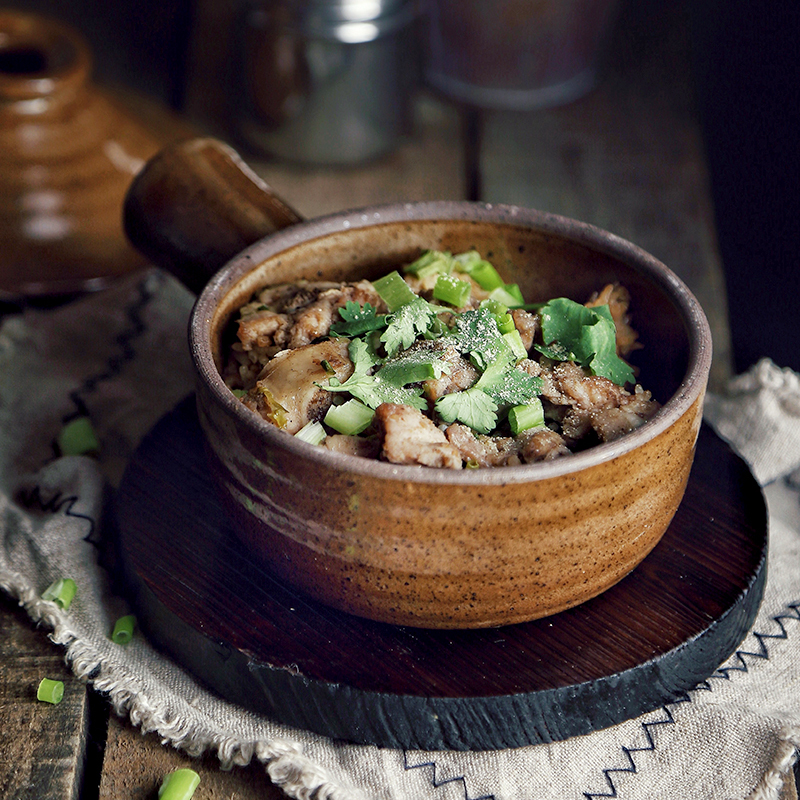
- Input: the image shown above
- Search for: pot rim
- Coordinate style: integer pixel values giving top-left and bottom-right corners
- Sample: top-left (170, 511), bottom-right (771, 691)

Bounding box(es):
top-left (0, 11), bottom-right (91, 103)
top-left (190, 200), bottom-right (712, 485)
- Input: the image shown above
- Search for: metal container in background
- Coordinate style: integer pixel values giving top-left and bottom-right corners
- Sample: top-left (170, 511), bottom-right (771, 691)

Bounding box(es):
top-left (232, 0), bottom-right (419, 165)
top-left (423, 0), bottom-right (621, 110)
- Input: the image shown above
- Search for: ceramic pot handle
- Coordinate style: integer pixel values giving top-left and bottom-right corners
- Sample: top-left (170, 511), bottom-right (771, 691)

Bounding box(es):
top-left (123, 137), bottom-right (303, 294)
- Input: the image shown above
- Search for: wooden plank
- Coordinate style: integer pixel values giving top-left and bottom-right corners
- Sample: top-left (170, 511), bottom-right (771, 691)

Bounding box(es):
top-left (477, 3), bottom-right (732, 390)
top-left (0, 595), bottom-right (89, 800)
top-left (98, 714), bottom-right (288, 800)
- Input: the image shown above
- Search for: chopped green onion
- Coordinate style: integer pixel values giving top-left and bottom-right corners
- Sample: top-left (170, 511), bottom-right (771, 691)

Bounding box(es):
top-left (295, 420), bottom-right (327, 445)
top-left (230, 388), bottom-right (247, 398)
top-left (158, 768), bottom-right (200, 800)
top-left (372, 270), bottom-right (417, 311)
top-left (508, 400), bottom-right (545, 435)
top-left (58, 417), bottom-right (99, 456)
top-left (404, 249), bottom-right (453, 278)
top-left (378, 359), bottom-right (438, 385)
top-left (503, 329), bottom-right (528, 360)
top-left (479, 298), bottom-right (508, 317)
top-left (324, 398), bottom-right (375, 435)
top-left (111, 615), bottom-right (136, 644)
top-left (488, 284), bottom-right (525, 308)
top-left (463, 259), bottom-right (505, 291)
top-left (495, 312), bottom-right (516, 335)
top-left (432, 274), bottom-right (471, 307)
top-left (452, 250), bottom-right (485, 272)
top-left (42, 578), bottom-right (77, 611)
top-left (37, 678), bottom-right (64, 704)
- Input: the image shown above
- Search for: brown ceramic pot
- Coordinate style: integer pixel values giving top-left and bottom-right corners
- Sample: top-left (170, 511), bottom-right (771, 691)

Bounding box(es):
top-left (124, 137), bottom-right (712, 629)
top-left (0, 11), bottom-right (179, 298)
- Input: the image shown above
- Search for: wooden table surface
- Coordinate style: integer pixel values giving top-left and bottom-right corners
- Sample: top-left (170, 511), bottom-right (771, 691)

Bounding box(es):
top-left (1, 4), bottom-right (794, 799)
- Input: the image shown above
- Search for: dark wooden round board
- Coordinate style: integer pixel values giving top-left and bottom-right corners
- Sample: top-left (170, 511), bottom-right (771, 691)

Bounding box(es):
top-left (114, 396), bottom-right (768, 751)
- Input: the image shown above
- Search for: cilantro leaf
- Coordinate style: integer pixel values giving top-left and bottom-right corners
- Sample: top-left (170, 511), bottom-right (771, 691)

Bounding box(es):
top-left (435, 387), bottom-right (498, 435)
top-left (538, 297), bottom-right (635, 385)
top-left (447, 306), bottom-right (515, 370)
top-left (330, 301), bottom-right (386, 337)
top-left (478, 365), bottom-right (543, 408)
top-left (380, 296), bottom-right (437, 357)
top-left (321, 338), bottom-right (427, 411)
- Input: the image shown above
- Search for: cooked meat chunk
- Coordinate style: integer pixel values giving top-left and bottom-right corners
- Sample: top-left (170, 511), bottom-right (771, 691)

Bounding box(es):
top-left (446, 423), bottom-right (522, 467)
top-left (519, 428), bottom-right (571, 462)
top-left (243, 339), bottom-right (353, 434)
top-left (544, 360), bottom-right (628, 409)
top-left (590, 385), bottom-right (660, 442)
top-left (324, 434), bottom-right (382, 459)
top-left (538, 360), bottom-right (658, 446)
top-left (421, 343), bottom-right (480, 402)
top-left (511, 308), bottom-right (539, 352)
top-left (237, 279), bottom-right (384, 353)
top-left (375, 403), bottom-right (462, 469)
top-left (251, 281), bottom-right (339, 312)
top-left (237, 310), bottom-right (291, 352)
top-left (287, 296), bottom-right (337, 349)
top-left (586, 283), bottom-right (641, 357)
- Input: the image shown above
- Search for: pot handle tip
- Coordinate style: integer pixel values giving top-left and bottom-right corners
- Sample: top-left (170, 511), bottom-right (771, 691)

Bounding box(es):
top-left (123, 137), bottom-right (303, 295)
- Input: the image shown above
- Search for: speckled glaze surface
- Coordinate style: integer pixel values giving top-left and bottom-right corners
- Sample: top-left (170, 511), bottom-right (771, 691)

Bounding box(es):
top-left (125, 140), bottom-right (712, 628)
top-left (0, 11), bottom-right (169, 298)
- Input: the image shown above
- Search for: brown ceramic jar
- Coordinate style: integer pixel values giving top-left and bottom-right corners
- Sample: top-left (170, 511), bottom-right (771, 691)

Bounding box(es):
top-left (0, 11), bottom-right (174, 298)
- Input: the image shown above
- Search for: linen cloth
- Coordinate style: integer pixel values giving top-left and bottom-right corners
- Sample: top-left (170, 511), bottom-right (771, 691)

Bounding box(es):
top-left (1, 269), bottom-right (799, 800)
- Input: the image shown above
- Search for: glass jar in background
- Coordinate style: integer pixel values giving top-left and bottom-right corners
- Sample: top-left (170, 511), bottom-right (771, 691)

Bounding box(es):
top-left (231, 0), bottom-right (419, 165)
top-left (423, 0), bottom-right (621, 110)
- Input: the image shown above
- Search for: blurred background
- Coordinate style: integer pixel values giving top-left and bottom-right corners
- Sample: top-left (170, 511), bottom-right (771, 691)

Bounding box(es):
top-left (2, 0), bottom-right (797, 374)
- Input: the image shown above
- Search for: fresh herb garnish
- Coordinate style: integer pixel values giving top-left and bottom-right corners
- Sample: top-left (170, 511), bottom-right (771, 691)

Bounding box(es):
top-left (330, 300), bottom-right (386, 337)
top-left (323, 338), bottom-right (428, 410)
top-left (380, 296), bottom-right (437, 358)
top-left (312, 251), bottom-right (637, 442)
top-left (435, 387), bottom-right (499, 435)
top-left (537, 297), bottom-right (635, 385)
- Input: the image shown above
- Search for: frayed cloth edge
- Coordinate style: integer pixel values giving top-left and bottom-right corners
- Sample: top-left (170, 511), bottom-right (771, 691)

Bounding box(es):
top-left (0, 566), bottom-right (364, 800)
top-left (746, 727), bottom-right (800, 800)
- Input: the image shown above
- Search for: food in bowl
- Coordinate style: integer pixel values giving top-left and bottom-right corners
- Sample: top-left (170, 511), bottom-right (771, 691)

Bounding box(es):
top-left (222, 248), bottom-right (660, 468)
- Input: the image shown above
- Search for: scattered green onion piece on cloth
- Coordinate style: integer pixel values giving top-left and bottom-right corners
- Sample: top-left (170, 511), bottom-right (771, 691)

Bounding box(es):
top-left (57, 416), bottom-right (99, 455)
top-left (111, 614), bottom-right (136, 644)
top-left (37, 678), bottom-right (64, 704)
top-left (158, 768), bottom-right (200, 800)
top-left (42, 577), bottom-right (77, 610)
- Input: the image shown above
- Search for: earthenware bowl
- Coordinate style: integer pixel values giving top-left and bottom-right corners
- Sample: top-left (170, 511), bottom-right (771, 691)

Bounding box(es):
top-left (124, 137), bottom-right (712, 629)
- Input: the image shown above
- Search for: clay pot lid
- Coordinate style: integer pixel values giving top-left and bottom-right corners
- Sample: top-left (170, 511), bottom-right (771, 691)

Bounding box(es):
top-left (0, 11), bottom-right (91, 106)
